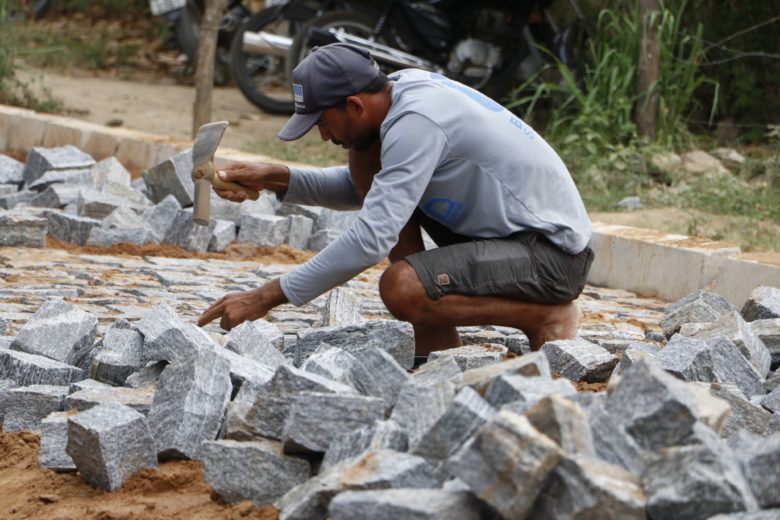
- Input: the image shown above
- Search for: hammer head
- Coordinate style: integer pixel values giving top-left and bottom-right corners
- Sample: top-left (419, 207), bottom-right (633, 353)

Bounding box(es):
top-left (191, 121), bottom-right (229, 226)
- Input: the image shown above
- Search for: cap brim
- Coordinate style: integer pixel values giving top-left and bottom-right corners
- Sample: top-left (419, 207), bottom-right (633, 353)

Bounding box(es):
top-left (277, 110), bottom-right (322, 141)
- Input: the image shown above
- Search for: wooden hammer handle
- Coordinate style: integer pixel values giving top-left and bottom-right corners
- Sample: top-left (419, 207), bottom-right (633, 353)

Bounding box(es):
top-left (212, 175), bottom-right (260, 200)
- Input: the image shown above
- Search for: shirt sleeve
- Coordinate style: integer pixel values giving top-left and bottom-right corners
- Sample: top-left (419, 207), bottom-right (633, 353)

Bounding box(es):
top-left (280, 114), bottom-right (449, 306)
top-left (281, 165), bottom-right (362, 210)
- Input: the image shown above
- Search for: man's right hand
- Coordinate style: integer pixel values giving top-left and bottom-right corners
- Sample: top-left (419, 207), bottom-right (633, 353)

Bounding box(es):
top-left (214, 161), bottom-right (290, 202)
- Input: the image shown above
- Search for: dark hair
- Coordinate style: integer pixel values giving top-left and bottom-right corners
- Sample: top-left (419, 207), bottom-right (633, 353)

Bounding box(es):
top-left (332, 72), bottom-right (388, 110)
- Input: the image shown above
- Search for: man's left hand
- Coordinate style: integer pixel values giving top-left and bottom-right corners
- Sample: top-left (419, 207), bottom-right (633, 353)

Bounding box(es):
top-left (197, 279), bottom-right (288, 331)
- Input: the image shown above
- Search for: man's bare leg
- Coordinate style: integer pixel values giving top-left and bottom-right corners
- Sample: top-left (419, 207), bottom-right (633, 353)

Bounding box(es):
top-left (379, 260), bottom-right (581, 351)
top-left (349, 145), bottom-right (461, 355)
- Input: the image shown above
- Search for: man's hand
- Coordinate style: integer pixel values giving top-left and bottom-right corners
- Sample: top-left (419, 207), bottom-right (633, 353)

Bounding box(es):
top-left (197, 279), bottom-right (288, 331)
top-left (214, 161), bottom-right (291, 202)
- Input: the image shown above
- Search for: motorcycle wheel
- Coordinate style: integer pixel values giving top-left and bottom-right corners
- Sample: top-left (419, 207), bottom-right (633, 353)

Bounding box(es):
top-left (229, 5), bottom-right (300, 114)
top-left (287, 10), bottom-right (383, 79)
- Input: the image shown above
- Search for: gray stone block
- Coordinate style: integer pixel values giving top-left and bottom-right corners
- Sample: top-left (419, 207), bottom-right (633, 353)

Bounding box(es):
top-left (208, 219), bottom-right (236, 252)
top-left (391, 380), bottom-right (456, 450)
top-left (243, 366), bottom-right (358, 440)
top-left (656, 335), bottom-right (764, 397)
top-left (69, 378), bottom-right (112, 393)
top-left (0, 212), bottom-right (47, 247)
top-left (412, 356), bottom-right (463, 387)
top-left (282, 391), bottom-right (386, 453)
top-left (221, 400), bottom-right (255, 440)
top-left (446, 410), bottom-right (564, 519)
top-left (525, 394), bottom-right (595, 457)
top-left (141, 194), bottom-right (181, 241)
top-left (751, 318), bottom-right (780, 365)
top-left (0, 378), bottom-right (14, 420)
top-left (680, 311), bottom-right (771, 377)
top-left (349, 347), bottom-right (409, 407)
top-left (301, 346), bottom-right (359, 388)
top-left (313, 208), bottom-right (357, 234)
top-left (100, 206), bottom-right (149, 230)
top-left (742, 285), bottom-right (780, 321)
top-left (30, 184), bottom-right (82, 208)
top-left (23, 145), bottom-right (95, 186)
top-left (91, 157), bottom-right (131, 188)
top-left (209, 192), bottom-right (243, 222)
top-left (661, 290), bottom-right (737, 337)
top-left (506, 333), bottom-right (531, 355)
top-left (307, 229), bottom-right (341, 251)
top-left (163, 208), bottom-right (216, 252)
top-left (428, 344), bottom-right (506, 371)
top-left (530, 455), bottom-right (646, 520)
top-left (237, 213), bottom-right (290, 247)
top-left (77, 188), bottom-right (142, 220)
top-left (643, 425), bottom-right (757, 520)
top-left (329, 489), bottom-right (486, 520)
top-left (65, 386), bottom-right (155, 415)
top-left (412, 386), bottom-right (496, 463)
top-left (286, 214), bottom-right (313, 250)
top-left (212, 347), bottom-right (275, 389)
top-left (147, 348), bottom-right (231, 459)
top-left (611, 345), bottom-right (657, 377)
top-left (459, 351), bottom-right (551, 394)
top-left (39, 411), bottom-right (77, 472)
top-left (320, 288), bottom-right (362, 328)
top-left (760, 385), bottom-right (780, 413)
top-left (484, 373), bottom-right (577, 409)
top-left (224, 320), bottom-right (286, 368)
top-left (0, 349), bottom-right (84, 387)
top-left (541, 338), bottom-right (618, 382)
top-left (136, 302), bottom-right (217, 364)
top-left (66, 402), bottom-right (157, 491)
top-left (2, 384), bottom-right (68, 432)
top-left (141, 149), bottom-right (194, 206)
top-left (87, 227), bottom-right (156, 246)
top-left (710, 383), bottom-right (776, 438)
top-left (44, 210), bottom-right (101, 245)
top-left (276, 450), bottom-right (439, 520)
top-left (201, 439), bottom-right (310, 505)
top-left (238, 191), bottom-right (278, 217)
top-left (729, 431), bottom-right (780, 508)
top-left (97, 182), bottom-right (150, 207)
top-left (588, 401), bottom-right (645, 476)
top-left (295, 319), bottom-right (415, 369)
top-left (124, 361), bottom-right (166, 389)
top-left (0, 189), bottom-right (37, 210)
top-left (322, 420), bottom-right (408, 471)
top-left (708, 512), bottom-right (780, 520)
top-left (10, 299), bottom-right (98, 365)
top-left (28, 168), bottom-right (93, 192)
top-left (0, 154), bottom-right (24, 185)
top-left (605, 358), bottom-right (700, 452)
top-left (90, 320), bottom-right (145, 386)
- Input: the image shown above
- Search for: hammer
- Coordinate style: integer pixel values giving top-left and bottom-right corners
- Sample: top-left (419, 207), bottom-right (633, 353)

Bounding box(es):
top-left (191, 121), bottom-right (260, 226)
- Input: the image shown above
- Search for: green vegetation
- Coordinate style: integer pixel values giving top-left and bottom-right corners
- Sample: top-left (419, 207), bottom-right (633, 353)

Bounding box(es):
top-left (508, 1), bottom-right (779, 252)
top-left (0, 0), bottom-right (63, 111)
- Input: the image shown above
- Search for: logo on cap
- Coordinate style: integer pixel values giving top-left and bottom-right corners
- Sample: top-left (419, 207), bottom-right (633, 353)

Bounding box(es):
top-left (293, 83), bottom-right (304, 103)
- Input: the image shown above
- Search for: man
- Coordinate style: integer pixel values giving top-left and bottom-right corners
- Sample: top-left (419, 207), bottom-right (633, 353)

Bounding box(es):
top-left (198, 43), bottom-right (594, 354)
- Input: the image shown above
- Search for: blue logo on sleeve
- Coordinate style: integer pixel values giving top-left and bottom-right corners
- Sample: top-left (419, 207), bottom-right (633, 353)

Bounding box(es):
top-left (423, 198), bottom-right (465, 226)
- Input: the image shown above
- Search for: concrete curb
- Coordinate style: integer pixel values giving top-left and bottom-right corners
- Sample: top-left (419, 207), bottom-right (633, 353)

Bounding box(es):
top-left (2, 104), bottom-right (778, 306)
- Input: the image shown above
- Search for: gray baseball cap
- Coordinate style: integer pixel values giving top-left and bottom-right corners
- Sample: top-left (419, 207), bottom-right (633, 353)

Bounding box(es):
top-left (278, 43), bottom-right (381, 141)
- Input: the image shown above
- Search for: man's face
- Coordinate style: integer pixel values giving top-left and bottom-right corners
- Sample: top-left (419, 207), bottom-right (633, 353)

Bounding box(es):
top-left (316, 105), bottom-right (379, 152)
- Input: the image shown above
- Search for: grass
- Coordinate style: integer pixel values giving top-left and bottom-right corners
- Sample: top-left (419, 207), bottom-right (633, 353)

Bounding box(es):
top-left (249, 134), bottom-right (348, 167)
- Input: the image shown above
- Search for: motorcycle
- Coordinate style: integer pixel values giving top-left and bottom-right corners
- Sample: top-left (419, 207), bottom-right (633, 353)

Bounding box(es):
top-left (291, 0), bottom-right (589, 103)
top-left (229, 0), bottom-right (359, 114)
top-left (149, 0), bottom-right (252, 85)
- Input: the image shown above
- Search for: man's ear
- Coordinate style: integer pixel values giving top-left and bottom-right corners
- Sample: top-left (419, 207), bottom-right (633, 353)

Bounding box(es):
top-left (345, 95), bottom-right (366, 117)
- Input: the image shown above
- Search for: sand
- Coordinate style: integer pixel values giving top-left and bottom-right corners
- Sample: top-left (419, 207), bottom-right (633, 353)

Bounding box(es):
top-left (0, 430), bottom-right (279, 519)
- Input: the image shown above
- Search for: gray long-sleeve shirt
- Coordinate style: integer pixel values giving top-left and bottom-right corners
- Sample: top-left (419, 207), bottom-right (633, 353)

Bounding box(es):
top-left (279, 69), bottom-right (591, 306)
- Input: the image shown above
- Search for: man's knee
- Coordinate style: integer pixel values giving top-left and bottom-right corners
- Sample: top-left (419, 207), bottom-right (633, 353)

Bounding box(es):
top-left (379, 261), bottom-right (428, 322)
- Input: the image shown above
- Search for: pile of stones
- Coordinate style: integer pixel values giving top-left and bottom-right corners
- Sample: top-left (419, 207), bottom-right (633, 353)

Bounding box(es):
top-left (1, 282), bottom-right (780, 520)
top-left (0, 145), bottom-right (355, 252)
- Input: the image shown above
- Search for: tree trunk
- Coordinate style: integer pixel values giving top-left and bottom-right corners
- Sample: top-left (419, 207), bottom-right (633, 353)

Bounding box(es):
top-left (192, 0), bottom-right (228, 138)
top-left (636, 0), bottom-right (661, 141)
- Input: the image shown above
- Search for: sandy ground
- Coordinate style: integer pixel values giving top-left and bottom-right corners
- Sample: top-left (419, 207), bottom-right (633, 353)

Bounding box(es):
top-left (0, 430), bottom-right (278, 519)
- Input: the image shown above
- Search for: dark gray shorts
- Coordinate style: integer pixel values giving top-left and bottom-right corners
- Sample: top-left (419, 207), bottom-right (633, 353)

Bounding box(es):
top-left (404, 211), bottom-right (594, 305)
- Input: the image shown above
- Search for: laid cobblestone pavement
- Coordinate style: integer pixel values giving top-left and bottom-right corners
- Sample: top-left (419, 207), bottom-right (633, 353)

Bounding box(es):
top-left (0, 246), bottom-right (667, 346)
